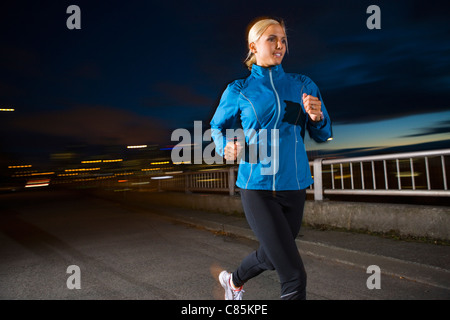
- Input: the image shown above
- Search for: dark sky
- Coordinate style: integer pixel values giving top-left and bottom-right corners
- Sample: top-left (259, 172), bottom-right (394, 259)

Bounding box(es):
top-left (1, 0), bottom-right (449, 163)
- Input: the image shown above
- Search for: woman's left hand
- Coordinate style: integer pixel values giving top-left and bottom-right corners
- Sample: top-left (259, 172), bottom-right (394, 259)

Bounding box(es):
top-left (302, 93), bottom-right (323, 122)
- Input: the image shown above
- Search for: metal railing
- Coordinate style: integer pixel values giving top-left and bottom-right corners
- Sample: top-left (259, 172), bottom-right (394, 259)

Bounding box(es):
top-left (159, 167), bottom-right (239, 195)
top-left (157, 149), bottom-right (450, 201)
top-left (313, 148), bottom-right (450, 200)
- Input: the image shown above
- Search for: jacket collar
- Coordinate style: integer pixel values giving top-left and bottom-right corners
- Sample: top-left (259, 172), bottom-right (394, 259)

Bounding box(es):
top-left (251, 64), bottom-right (285, 79)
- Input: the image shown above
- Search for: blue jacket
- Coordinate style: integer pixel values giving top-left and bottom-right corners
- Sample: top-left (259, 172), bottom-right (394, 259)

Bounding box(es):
top-left (210, 64), bottom-right (332, 191)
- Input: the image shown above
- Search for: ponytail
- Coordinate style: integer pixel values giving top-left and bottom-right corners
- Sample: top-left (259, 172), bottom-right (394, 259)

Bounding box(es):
top-left (244, 52), bottom-right (258, 70)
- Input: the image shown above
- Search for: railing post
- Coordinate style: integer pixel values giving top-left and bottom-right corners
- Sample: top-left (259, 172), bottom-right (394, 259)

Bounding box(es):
top-left (228, 167), bottom-right (235, 196)
top-left (185, 173), bottom-right (190, 194)
top-left (313, 158), bottom-right (324, 201)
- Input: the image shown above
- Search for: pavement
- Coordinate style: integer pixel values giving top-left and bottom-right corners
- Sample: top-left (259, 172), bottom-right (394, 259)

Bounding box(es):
top-left (108, 191), bottom-right (450, 296)
top-left (1, 188), bottom-right (449, 301)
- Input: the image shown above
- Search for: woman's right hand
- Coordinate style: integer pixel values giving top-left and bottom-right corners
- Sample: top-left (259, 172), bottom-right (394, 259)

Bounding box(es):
top-left (224, 141), bottom-right (243, 161)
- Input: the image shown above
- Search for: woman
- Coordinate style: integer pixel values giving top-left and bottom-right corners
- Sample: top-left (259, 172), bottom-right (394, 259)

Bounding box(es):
top-left (210, 17), bottom-right (332, 300)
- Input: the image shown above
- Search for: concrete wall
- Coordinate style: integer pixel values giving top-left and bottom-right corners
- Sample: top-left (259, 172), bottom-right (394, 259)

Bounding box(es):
top-left (100, 190), bottom-right (450, 241)
top-left (303, 201), bottom-right (450, 240)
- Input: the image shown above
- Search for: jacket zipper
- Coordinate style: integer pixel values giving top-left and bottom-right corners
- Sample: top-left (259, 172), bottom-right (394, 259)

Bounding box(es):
top-left (294, 85), bottom-right (305, 189)
top-left (269, 68), bottom-right (281, 191)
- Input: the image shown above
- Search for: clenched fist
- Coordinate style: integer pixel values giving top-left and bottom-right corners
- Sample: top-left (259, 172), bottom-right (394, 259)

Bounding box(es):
top-left (302, 93), bottom-right (323, 122)
top-left (224, 140), bottom-right (243, 161)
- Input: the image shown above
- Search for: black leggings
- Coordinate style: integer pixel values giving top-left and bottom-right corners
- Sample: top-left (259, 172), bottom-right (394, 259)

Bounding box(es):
top-left (232, 189), bottom-right (307, 300)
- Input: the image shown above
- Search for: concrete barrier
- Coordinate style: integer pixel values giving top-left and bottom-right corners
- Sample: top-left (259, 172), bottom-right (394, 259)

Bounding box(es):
top-left (96, 190), bottom-right (450, 241)
top-left (302, 201), bottom-right (450, 240)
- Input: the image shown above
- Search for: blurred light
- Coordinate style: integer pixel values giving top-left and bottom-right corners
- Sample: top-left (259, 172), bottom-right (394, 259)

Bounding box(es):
top-left (31, 172), bottom-right (55, 176)
top-left (198, 168), bottom-right (225, 172)
top-left (65, 168), bottom-right (100, 172)
top-left (0, 108), bottom-right (14, 112)
top-left (127, 145), bottom-right (147, 149)
top-left (160, 143), bottom-right (194, 151)
top-left (81, 159), bottom-right (123, 163)
top-left (8, 165), bottom-right (32, 169)
top-left (327, 137), bottom-right (334, 141)
top-left (151, 176), bottom-right (173, 180)
top-left (196, 178), bottom-right (220, 183)
top-left (51, 152), bottom-right (76, 160)
top-left (25, 183), bottom-right (49, 188)
top-left (334, 174), bottom-right (352, 179)
top-left (25, 179), bottom-right (50, 188)
top-left (151, 161), bottom-right (169, 165)
top-left (12, 172), bottom-right (54, 177)
top-left (395, 172), bottom-right (420, 178)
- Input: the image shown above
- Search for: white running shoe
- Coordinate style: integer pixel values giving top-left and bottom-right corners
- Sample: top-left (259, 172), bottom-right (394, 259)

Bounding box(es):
top-left (219, 270), bottom-right (244, 300)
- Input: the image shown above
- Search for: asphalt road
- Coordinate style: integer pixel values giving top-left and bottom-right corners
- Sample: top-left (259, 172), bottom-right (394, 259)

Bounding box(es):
top-left (0, 188), bottom-right (449, 301)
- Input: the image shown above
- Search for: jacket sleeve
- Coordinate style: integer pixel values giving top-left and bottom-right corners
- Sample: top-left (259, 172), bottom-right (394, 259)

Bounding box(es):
top-left (210, 81), bottom-right (242, 157)
top-left (304, 78), bottom-right (333, 143)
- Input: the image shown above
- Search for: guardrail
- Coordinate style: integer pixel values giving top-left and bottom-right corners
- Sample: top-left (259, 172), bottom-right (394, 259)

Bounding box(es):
top-left (159, 167), bottom-right (239, 195)
top-left (313, 148), bottom-right (450, 200)
top-left (157, 149), bottom-right (450, 201)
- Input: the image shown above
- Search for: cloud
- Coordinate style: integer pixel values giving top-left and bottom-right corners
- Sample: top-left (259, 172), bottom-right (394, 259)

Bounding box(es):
top-left (7, 104), bottom-right (171, 147)
top-left (286, 5), bottom-right (450, 125)
top-left (400, 120), bottom-right (450, 138)
top-left (0, 81), bottom-right (24, 101)
top-left (73, 62), bottom-right (102, 80)
top-left (142, 82), bottom-right (214, 108)
top-left (0, 46), bottom-right (42, 78)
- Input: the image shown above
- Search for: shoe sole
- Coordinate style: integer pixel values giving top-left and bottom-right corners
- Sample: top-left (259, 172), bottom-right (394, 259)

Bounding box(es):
top-left (219, 271), bottom-right (229, 300)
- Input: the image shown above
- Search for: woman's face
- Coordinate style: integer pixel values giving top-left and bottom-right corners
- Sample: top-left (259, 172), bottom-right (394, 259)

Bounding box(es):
top-left (252, 24), bottom-right (287, 68)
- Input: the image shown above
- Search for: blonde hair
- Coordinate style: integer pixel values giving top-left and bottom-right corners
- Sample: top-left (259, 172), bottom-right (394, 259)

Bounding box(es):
top-left (244, 17), bottom-right (287, 70)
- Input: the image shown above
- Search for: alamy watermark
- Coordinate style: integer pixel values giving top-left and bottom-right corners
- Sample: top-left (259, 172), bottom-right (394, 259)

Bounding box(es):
top-left (66, 5), bottom-right (81, 30)
top-left (67, 5), bottom-right (380, 31)
top-left (366, 265), bottom-right (381, 289)
top-left (171, 121), bottom-right (279, 175)
top-left (66, 265), bottom-right (81, 289)
top-left (367, 5), bottom-right (381, 30)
